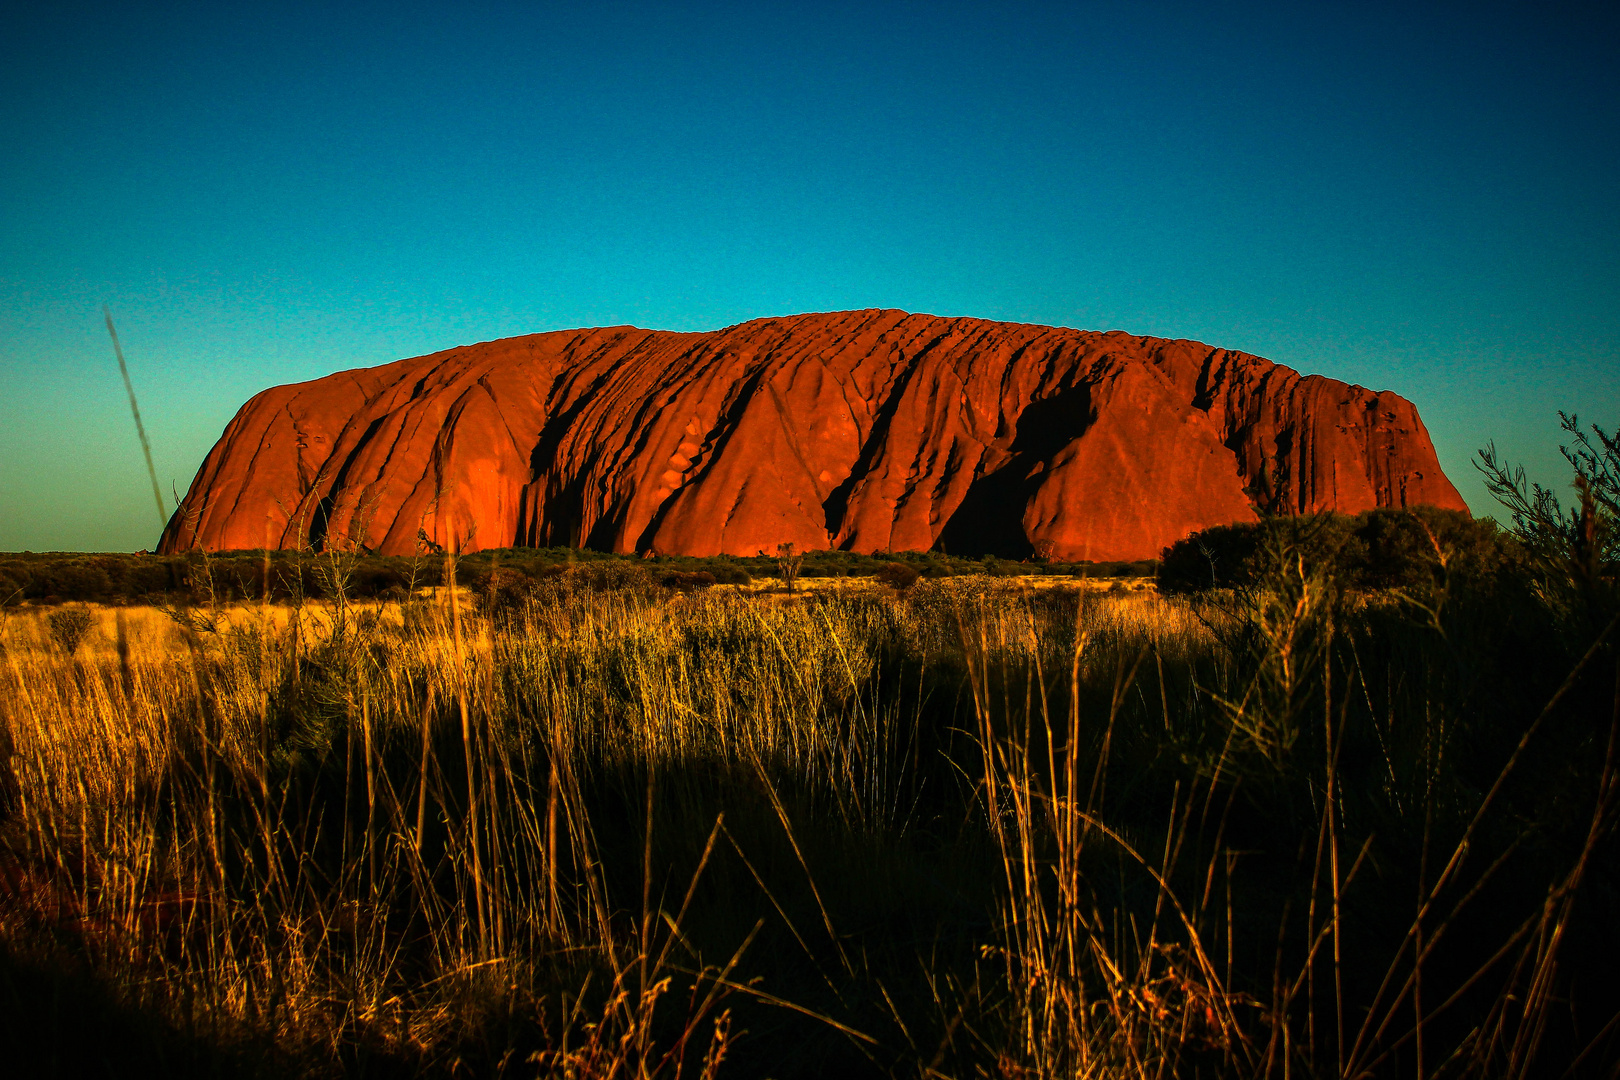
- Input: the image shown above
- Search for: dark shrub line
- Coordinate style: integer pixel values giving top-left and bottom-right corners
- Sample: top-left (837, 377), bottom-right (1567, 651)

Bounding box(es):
top-left (0, 547), bottom-right (1157, 607)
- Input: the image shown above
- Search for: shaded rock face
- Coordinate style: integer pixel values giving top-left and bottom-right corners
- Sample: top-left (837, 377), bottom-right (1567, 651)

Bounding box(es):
top-left (159, 310), bottom-right (1466, 562)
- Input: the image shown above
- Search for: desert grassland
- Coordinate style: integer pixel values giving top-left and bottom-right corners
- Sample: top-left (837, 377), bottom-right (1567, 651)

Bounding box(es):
top-left (0, 556), bottom-right (1614, 1079)
top-left (1, 572), bottom-right (1154, 664)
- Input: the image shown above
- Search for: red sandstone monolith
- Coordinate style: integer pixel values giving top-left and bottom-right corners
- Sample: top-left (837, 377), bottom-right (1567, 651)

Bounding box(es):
top-left (158, 310), bottom-right (1466, 561)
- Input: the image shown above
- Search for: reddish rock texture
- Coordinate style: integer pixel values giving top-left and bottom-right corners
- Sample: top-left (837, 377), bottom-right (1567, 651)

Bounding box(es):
top-left (159, 310), bottom-right (1466, 562)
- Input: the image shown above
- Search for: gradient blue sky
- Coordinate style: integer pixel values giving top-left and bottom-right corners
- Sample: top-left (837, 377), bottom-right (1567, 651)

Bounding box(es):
top-left (3, 1), bottom-right (1617, 552)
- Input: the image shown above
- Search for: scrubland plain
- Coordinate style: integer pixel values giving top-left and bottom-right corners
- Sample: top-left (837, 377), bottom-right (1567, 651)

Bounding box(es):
top-left (0, 526), bottom-right (1616, 1078)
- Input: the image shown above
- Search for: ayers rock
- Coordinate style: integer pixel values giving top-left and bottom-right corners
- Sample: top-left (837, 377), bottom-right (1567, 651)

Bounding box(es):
top-left (159, 309), bottom-right (1466, 562)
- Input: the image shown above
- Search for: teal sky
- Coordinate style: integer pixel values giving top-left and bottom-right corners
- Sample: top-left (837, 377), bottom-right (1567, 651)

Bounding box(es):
top-left (3, 1), bottom-right (1617, 552)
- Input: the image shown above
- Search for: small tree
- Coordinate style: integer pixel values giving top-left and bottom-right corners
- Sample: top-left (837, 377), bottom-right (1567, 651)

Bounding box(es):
top-left (775, 543), bottom-right (804, 594)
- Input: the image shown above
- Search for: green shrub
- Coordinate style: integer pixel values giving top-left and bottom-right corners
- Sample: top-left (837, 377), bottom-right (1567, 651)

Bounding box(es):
top-left (660, 570), bottom-right (716, 592)
top-left (570, 560), bottom-right (657, 593)
top-left (474, 567), bottom-right (539, 620)
top-left (706, 562), bottom-right (751, 585)
top-left (874, 562), bottom-right (921, 590)
top-left (352, 564), bottom-right (409, 598)
top-left (1159, 522), bottom-right (1267, 593)
top-left (1350, 506), bottom-right (1519, 591)
top-left (40, 561), bottom-right (117, 603)
top-left (1160, 509), bottom-right (1517, 596)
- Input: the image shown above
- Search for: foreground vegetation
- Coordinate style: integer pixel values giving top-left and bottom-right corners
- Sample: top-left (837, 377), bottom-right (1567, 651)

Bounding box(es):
top-left (1, 422), bottom-right (1616, 1078)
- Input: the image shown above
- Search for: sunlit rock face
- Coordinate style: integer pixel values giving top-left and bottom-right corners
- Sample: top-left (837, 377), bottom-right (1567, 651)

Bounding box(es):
top-left (159, 310), bottom-right (1466, 561)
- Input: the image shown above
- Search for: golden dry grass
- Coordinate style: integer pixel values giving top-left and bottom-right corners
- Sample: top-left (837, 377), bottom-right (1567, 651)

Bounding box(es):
top-left (0, 562), bottom-right (1611, 1078)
